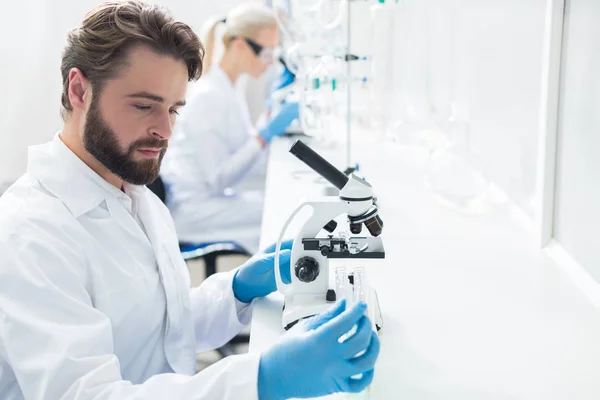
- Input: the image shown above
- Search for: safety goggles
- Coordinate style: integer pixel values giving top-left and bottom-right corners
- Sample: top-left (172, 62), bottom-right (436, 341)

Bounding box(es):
top-left (235, 36), bottom-right (278, 63)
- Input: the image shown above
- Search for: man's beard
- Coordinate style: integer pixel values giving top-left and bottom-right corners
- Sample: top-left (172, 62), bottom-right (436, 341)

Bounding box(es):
top-left (83, 96), bottom-right (167, 186)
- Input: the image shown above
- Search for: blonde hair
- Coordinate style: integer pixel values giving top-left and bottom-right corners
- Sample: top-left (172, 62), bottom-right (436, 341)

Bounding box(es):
top-left (202, 3), bottom-right (278, 73)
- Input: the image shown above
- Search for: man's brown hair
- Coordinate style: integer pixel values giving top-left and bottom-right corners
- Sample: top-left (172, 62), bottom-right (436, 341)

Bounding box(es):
top-left (60, 0), bottom-right (204, 117)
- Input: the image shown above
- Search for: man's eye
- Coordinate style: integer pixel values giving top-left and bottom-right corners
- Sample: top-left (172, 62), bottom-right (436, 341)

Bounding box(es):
top-left (169, 109), bottom-right (179, 115)
top-left (134, 104), bottom-right (151, 111)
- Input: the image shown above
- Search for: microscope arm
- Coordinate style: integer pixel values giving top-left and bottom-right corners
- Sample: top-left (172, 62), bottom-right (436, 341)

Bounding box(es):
top-left (274, 199), bottom-right (353, 295)
top-left (274, 201), bottom-right (307, 296)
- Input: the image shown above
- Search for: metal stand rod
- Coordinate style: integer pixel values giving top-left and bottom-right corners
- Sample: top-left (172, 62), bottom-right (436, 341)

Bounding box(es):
top-left (346, 0), bottom-right (352, 170)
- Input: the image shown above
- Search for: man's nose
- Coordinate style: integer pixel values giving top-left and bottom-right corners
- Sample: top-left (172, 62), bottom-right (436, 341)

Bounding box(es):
top-left (151, 112), bottom-right (173, 141)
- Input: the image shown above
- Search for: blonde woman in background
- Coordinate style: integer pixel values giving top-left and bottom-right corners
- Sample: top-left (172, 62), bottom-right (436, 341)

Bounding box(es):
top-left (161, 3), bottom-right (299, 253)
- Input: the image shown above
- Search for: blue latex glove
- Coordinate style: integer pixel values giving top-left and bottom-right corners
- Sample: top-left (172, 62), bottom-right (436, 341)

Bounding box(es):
top-left (258, 299), bottom-right (380, 400)
top-left (259, 102), bottom-right (299, 143)
top-left (272, 65), bottom-right (295, 92)
top-left (232, 239), bottom-right (294, 303)
top-left (261, 238), bottom-right (293, 255)
top-left (266, 64), bottom-right (296, 111)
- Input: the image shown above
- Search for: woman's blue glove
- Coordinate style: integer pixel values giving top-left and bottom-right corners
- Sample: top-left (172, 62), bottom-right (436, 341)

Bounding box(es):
top-left (272, 65), bottom-right (296, 92)
top-left (266, 64), bottom-right (296, 110)
top-left (258, 299), bottom-right (381, 400)
top-left (259, 102), bottom-right (299, 143)
top-left (232, 240), bottom-right (294, 303)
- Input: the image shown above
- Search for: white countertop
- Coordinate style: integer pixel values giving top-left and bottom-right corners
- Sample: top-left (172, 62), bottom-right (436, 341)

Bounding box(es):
top-left (249, 134), bottom-right (600, 399)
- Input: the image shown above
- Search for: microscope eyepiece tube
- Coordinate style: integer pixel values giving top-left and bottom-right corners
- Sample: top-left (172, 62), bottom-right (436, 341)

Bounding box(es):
top-left (289, 140), bottom-right (349, 190)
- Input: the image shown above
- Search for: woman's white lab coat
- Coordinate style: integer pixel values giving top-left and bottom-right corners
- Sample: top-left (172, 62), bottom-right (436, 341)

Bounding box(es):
top-left (0, 136), bottom-right (261, 399)
top-left (161, 66), bottom-right (269, 253)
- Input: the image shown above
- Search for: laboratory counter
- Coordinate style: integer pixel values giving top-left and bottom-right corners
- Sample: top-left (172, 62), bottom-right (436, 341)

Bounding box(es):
top-left (249, 134), bottom-right (600, 399)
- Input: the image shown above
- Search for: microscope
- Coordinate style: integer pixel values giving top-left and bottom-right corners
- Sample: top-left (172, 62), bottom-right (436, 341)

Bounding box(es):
top-left (274, 140), bottom-right (384, 331)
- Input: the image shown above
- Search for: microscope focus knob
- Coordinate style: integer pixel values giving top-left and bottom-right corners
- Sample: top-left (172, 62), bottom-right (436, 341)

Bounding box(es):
top-left (295, 256), bottom-right (320, 283)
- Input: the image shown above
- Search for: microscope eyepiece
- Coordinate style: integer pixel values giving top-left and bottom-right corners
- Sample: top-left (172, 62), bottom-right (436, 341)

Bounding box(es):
top-left (289, 140), bottom-right (349, 190)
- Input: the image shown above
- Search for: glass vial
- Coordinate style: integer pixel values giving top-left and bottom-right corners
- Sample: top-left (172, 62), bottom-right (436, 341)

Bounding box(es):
top-left (335, 266), bottom-right (348, 302)
top-left (345, 267), bottom-right (372, 400)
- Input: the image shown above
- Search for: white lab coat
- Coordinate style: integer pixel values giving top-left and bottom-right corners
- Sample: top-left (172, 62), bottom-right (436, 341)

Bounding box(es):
top-left (0, 135), bottom-right (261, 399)
top-left (161, 66), bottom-right (268, 253)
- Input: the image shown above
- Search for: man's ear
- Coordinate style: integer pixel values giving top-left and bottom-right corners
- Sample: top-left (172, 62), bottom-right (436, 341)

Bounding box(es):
top-left (68, 68), bottom-right (91, 112)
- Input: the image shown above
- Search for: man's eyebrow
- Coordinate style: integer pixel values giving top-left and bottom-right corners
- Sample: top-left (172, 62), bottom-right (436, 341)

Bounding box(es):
top-left (126, 91), bottom-right (186, 107)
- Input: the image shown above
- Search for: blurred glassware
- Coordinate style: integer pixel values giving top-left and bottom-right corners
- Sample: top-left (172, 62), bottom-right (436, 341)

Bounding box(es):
top-left (425, 102), bottom-right (491, 213)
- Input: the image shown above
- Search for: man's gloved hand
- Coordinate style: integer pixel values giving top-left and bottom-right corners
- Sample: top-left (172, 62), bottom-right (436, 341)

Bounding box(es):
top-left (257, 299), bottom-right (381, 400)
top-left (258, 102), bottom-right (299, 143)
top-left (232, 240), bottom-right (294, 303)
top-left (260, 239), bottom-right (293, 255)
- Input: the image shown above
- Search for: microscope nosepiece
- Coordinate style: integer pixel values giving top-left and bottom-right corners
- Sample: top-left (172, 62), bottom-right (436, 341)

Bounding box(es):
top-left (348, 207), bottom-right (384, 237)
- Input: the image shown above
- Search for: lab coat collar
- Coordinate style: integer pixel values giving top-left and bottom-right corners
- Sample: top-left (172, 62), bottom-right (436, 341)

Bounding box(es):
top-left (211, 65), bottom-right (237, 93)
top-left (27, 134), bottom-right (148, 218)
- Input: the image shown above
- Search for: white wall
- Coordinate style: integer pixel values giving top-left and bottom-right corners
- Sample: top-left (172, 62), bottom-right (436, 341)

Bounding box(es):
top-left (553, 0), bottom-right (600, 281)
top-left (450, 0), bottom-right (546, 218)
top-left (0, 0), bottom-right (253, 184)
